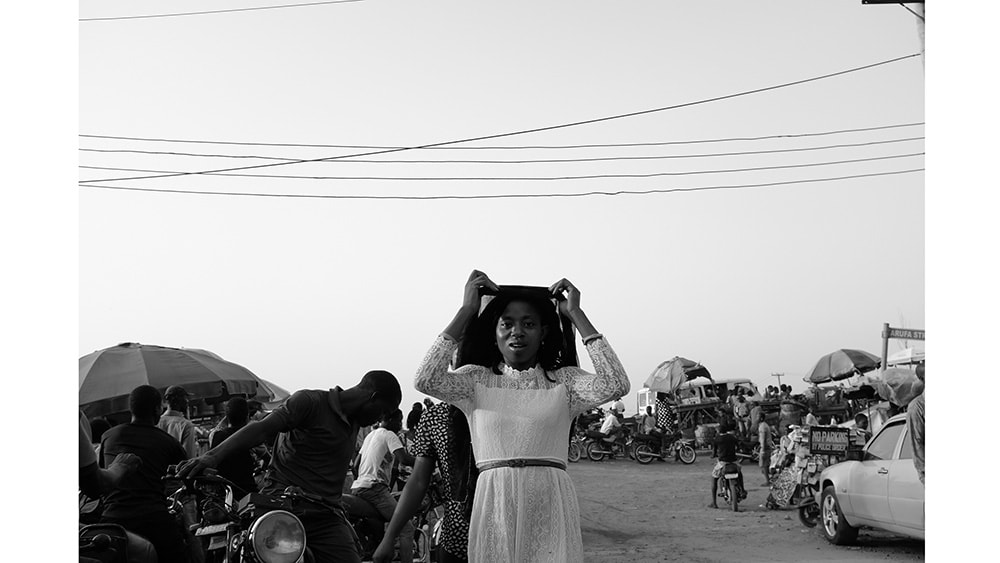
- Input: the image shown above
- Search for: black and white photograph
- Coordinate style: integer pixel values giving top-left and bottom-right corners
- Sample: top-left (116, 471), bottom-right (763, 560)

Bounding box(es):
top-left (8, 0), bottom-right (993, 561)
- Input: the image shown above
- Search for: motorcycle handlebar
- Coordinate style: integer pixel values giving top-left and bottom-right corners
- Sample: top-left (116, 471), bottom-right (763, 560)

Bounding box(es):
top-left (163, 465), bottom-right (239, 490)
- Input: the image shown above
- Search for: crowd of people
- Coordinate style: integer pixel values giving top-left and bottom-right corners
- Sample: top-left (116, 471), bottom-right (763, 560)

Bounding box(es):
top-left (80, 271), bottom-right (630, 563)
top-left (80, 269), bottom-right (926, 562)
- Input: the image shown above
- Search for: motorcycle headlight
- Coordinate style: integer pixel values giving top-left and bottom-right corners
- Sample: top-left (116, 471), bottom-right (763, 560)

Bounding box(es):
top-left (248, 510), bottom-right (306, 563)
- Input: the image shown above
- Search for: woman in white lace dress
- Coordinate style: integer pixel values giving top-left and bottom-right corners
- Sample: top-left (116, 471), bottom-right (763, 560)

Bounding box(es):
top-left (415, 270), bottom-right (630, 562)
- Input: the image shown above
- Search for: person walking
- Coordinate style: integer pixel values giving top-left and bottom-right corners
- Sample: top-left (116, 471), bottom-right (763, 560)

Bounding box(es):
top-left (758, 421), bottom-right (774, 486)
top-left (415, 271), bottom-right (629, 562)
top-left (373, 401), bottom-right (477, 563)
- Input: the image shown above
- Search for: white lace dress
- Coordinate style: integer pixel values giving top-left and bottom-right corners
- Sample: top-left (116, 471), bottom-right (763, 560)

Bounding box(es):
top-left (415, 335), bottom-right (630, 562)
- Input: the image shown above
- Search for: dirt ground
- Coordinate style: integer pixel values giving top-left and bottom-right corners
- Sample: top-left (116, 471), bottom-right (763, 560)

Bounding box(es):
top-left (570, 452), bottom-right (924, 563)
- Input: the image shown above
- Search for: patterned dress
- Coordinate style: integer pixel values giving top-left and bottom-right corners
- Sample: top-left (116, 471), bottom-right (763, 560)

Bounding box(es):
top-left (415, 335), bottom-right (629, 562)
top-left (410, 402), bottom-right (476, 560)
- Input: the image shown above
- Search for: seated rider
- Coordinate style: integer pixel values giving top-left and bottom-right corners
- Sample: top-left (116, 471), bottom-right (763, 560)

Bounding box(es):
top-left (709, 422), bottom-right (743, 509)
top-left (654, 392), bottom-right (680, 452)
top-left (350, 409), bottom-right (416, 563)
top-left (599, 404), bottom-right (624, 443)
top-left (98, 385), bottom-right (192, 563)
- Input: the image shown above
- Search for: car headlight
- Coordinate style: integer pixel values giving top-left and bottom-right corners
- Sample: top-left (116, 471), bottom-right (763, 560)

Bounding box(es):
top-left (248, 510), bottom-right (306, 563)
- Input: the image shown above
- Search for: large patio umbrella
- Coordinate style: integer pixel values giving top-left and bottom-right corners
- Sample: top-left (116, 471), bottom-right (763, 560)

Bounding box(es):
top-left (79, 342), bottom-right (264, 417)
top-left (254, 378), bottom-right (292, 410)
top-left (643, 356), bottom-right (711, 393)
top-left (804, 348), bottom-right (881, 384)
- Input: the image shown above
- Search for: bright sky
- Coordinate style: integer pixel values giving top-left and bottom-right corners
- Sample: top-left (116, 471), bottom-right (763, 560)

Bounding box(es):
top-left (76, 0), bottom-right (927, 413)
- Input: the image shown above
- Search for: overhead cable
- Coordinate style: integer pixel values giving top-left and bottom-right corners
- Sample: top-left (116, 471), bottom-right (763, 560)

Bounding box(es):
top-left (899, 4), bottom-right (925, 21)
top-left (78, 168), bottom-right (924, 199)
top-left (81, 53), bottom-right (923, 184)
top-left (79, 122), bottom-right (924, 150)
top-left (79, 152), bottom-right (923, 181)
top-left (78, 137), bottom-right (924, 164)
top-left (79, 0), bottom-right (364, 22)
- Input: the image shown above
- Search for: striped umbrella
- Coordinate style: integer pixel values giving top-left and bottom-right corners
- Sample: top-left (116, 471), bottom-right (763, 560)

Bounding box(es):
top-left (79, 342), bottom-right (263, 417)
top-left (804, 349), bottom-right (881, 384)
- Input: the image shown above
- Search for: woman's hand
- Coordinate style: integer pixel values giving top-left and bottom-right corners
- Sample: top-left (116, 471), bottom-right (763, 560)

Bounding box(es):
top-left (549, 278), bottom-right (581, 317)
top-left (462, 269), bottom-right (499, 311)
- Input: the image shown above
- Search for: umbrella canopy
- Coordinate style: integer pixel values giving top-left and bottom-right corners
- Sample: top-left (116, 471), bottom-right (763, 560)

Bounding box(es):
top-left (643, 356), bottom-right (711, 393)
top-left (804, 349), bottom-right (881, 384)
top-left (80, 342), bottom-right (264, 417)
top-left (254, 378), bottom-right (292, 410)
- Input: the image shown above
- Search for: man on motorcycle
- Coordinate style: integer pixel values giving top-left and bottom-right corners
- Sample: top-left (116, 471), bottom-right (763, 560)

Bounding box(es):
top-left (98, 385), bottom-right (191, 563)
top-left (709, 422), bottom-right (743, 510)
top-left (351, 408), bottom-right (416, 563)
top-left (176, 370), bottom-right (404, 563)
top-left (599, 404), bottom-right (624, 444)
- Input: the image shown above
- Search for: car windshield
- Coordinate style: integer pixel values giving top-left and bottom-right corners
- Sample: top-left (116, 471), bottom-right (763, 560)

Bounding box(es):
top-left (863, 420), bottom-right (905, 461)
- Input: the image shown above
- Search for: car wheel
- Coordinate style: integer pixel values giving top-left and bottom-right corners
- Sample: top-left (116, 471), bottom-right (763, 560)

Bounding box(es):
top-left (820, 486), bottom-right (859, 545)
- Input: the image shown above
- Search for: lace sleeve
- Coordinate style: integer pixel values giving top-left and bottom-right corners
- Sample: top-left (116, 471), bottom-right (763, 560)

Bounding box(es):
top-left (559, 337), bottom-right (630, 418)
top-left (414, 335), bottom-right (474, 412)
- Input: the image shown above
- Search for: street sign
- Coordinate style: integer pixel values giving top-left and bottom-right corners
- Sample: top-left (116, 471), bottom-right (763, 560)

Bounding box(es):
top-left (809, 426), bottom-right (851, 455)
top-left (885, 327), bottom-right (925, 341)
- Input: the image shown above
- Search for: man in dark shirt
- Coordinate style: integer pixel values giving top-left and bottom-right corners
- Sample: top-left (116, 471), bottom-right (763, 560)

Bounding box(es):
top-left (373, 402), bottom-right (478, 563)
top-left (99, 385), bottom-right (189, 563)
top-left (209, 396), bottom-right (258, 496)
top-left (709, 422), bottom-right (743, 509)
top-left (177, 370), bottom-right (403, 563)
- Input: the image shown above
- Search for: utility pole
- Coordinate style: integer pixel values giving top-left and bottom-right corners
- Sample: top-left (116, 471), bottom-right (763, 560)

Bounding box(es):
top-left (772, 373), bottom-right (784, 387)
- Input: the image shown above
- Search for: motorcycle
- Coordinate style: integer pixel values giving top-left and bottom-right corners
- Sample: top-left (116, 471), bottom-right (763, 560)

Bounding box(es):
top-left (163, 466), bottom-right (312, 563)
top-left (584, 426), bottom-right (634, 461)
top-left (567, 430), bottom-right (585, 463)
top-left (79, 523), bottom-right (157, 563)
top-left (716, 462), bottom-right (747, 512)
top-left (794, 454), bottom-right (826, 527)
top-left (342, 473), bottom-right (447, 562)
top-left (632, 433), bottom-right (697, 465)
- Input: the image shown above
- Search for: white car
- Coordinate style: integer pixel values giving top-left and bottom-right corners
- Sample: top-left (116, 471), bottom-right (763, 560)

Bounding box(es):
top-left (815, 413), bottom-right (924, 544)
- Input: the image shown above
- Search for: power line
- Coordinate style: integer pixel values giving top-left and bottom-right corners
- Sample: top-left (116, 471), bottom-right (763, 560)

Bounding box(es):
top-left (78, 168), bottom-right (924, 200)
top-left (79, 0), bottom-right (364, 22)
top-left (81, 53), bottom-right (922, 184)
top-left (79, 122), bottom-right (924, 150)
top-left (78, 136), bottom-right (925, 164)
top-left (78, 152), bottom-right (923, 181)
top-left (899, 4), bottom-right (925, 21)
